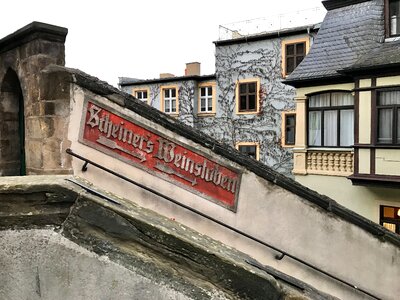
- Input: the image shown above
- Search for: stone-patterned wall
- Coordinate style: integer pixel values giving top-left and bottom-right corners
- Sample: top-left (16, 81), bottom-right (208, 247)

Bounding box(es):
top-left (196, 39), bottom-right (297, 176)
top-left (121, 34), bottom-right (316, 177)
top-left (124, 80), bottom-right (197, 127)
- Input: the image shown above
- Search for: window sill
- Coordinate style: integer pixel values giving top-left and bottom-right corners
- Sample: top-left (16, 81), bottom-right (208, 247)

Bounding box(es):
top-left (165, 113), bottom-right (179, 118)
top-left (385, 36), bottom-right (400, 42)
top-left (236, 111), bottom-right (259, 115)
top-left (197, 112), bottom-right (216, 117)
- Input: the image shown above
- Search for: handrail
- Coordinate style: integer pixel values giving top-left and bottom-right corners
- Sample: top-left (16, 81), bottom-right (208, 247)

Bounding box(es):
top-left (66, 148), bottom-right (380, 300)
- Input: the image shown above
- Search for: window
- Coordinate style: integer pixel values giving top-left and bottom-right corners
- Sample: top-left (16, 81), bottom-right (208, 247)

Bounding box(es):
top-left (283, 113), bottom-right (296, 145)
top-left (236, 142), bottom-right (259, 160)
top-left (281, 38), bottom-right (309, 77)
top-left (133, 89), bottom-right (149, 103)
top-left (377, 90), bottom-right (400, 145)
top-left (161, 86), bottom-right (178, 114)
top-left (198, 82), bottom-right (216, 114)
top-left (235, 78), bottom-right (260, 114)
top-left (380, 205), bottom-right (400, 234)
top-left (386, 0), bottom-right (400, 37)
top-left (308, 92), bottom-right (354, 147)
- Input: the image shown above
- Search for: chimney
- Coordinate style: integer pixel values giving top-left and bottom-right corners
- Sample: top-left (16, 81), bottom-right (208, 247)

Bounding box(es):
top-left (185, 62), bottom-right (200, 76)
top-left (160, 73), bottom-right (175, 79)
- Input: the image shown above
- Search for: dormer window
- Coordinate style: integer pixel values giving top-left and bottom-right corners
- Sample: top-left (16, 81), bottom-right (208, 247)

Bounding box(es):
top-left (386, 0), bottom-right (400, 37)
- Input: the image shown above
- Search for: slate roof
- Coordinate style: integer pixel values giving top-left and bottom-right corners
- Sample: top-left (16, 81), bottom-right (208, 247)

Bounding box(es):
top-left (285, 0), bottom-right (384, 86)
top-left (344, 39), bottom-right (400, 72)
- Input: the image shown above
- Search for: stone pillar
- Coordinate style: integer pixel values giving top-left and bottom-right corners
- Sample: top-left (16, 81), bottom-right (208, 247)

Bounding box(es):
top-left (0, 22), bottom-right (71, 175)
top-left (293, 96), bottom-right (307, 175)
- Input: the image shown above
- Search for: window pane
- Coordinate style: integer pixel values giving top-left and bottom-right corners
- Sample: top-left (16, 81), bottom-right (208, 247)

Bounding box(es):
top-left (379, 90), bottom-right (400, 105)
top-left (143, 91), bottom-right (147, 98)
top-left (286, 57), bottom-right (295, 74)
top-left (309, 111), bottom-right (321, 146)
top-left (286, 127), bottom-right (295, 145)
top-left (201, 87), bottom-right (206, 97)
top-left (309, 94), bottom-right (330, 107)
top-left (295, 56), bottom-right (304, 67)
top-left (239, 83), bottom-right (247, 94)
top-left (296, 43), bottom-right (305, 55)
top-left (171, 89), bottom-right (176, 97)
top-left (285, 115), bottom-right (296, 145)
top-left (248, 95), bottom-right (256, 110)
top-left (331, 92), bottom-right (354, 106)
top-left (383, 222), bottom-right (396, 233)
top-left (286, 115), bottom-right (295, 126)
top-left (164, 89), bottom-right (170, 98)
top-left (286, 44), bottom-right (294, 55)
top-left (398, 109), bottom-right (400, 143)
top-left (248, 82), bottom-right (256, 93)
top-left (340, 109), bottom-right (354, 146)
top-left (164, 99), bottom-right (170, 112)
top-left (238, 145), bottom-right (257, 159)
top-left (390, 0), bottom-right (400, 36)
top-left (171, 100), bottom-right (176, 112)
top-left (208, 87), bottom-right (212, 96)
top-left (240, 95), bottom-right (247, 110)
top-left (324, 110), bottom-right (338, 146)
top-left (384, 206), bottom-right (395, 218)
top-left (200, 98), bottom-right (206, 111)
top-left (378, 108), bottom-right (393, 143)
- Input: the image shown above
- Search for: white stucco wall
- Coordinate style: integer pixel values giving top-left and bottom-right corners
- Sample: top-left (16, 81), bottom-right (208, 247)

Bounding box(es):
top-left (67, 85), bottom-right (400, 300)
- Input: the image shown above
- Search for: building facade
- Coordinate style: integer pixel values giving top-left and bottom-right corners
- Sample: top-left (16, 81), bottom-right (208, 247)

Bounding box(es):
top-left (285, 0), bottom-right (400, 233)
top-left (119, 25), bottom-right (319, 177)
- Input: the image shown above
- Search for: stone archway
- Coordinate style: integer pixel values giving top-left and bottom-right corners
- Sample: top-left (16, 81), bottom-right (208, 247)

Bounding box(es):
top-left (0, 68), bottom-right (25, 175)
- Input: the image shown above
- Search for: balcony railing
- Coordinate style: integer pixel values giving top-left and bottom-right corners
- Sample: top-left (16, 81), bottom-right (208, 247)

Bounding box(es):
top-left (306, 150), bottom-right (353, 176)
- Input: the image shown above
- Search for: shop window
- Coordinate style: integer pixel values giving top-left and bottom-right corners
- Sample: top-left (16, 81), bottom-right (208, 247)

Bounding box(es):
top-left (161, 86), bottom-right (178, 114)
top-left (308, 92), bottom-right (354, 147)
top-left (386, 0), bottom-right (400, 37)
top-left (380, 205), bottom-right (400, 234)
top-left (198, 82), bottom-right (216, 114)
top-left (236, 142), bottom-right (259, 160)
top-left (377, 90), bottom-right (400, 145)
top-left (235, 78), bottom-right (260, 114)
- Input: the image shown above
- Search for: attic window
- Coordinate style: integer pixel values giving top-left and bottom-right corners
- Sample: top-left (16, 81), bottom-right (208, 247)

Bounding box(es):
top-left (386, 0), bottom-right (400, 37)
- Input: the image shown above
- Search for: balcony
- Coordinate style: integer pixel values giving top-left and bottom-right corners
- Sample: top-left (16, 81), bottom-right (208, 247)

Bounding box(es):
top-left (306, 150), bottom-right (353, 176)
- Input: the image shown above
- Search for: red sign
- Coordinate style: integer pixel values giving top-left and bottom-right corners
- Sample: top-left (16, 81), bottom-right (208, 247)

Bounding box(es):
top-left (80, 101), bottom-right (241, 210)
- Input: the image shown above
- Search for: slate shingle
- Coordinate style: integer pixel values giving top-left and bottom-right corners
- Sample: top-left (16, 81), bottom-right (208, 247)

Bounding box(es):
top-left (285, 0), bottom-right (384, 84)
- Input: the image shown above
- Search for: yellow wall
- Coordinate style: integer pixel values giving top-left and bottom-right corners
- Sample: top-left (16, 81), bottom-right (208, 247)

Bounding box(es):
top-left (358, 91), bottom-right (371, 144)
top-left (358, 149), bottom-right (370, 174)
top-left (376, 149), bottom-right (400, 176)
top-left (376, 75), bottom-right (400, 86)
top-left (296, 83), bottom-right (354, 98)
top-left (295, 174), bottom-right (400, 223)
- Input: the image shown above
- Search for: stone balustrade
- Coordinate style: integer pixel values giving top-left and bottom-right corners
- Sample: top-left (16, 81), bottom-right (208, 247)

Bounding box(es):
top-left (306, 151), bottom-right (353, 176)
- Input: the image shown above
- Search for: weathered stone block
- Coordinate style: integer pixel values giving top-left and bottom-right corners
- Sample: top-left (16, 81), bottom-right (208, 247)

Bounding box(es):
top-left (39, 100), bottom-right (70, 117)
top-left (25, 117), bottom-right (54, 139)
top-left (42, 138), bottom-right (62, 169)
top-left (18, 40), bottom-right (65, 63)
top-left (25, 140), bottom-right (43, 170)
top-left (19, 54), bottom-right (58, 78)
top-left (39, 68), bottom-right (71, 101)
top-left (52, 117), bottom-right (69, 139)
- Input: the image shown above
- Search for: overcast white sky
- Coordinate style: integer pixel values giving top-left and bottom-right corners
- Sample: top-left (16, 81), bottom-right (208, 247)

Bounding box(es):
top-left (1, 1), bottom-right (326, 87)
